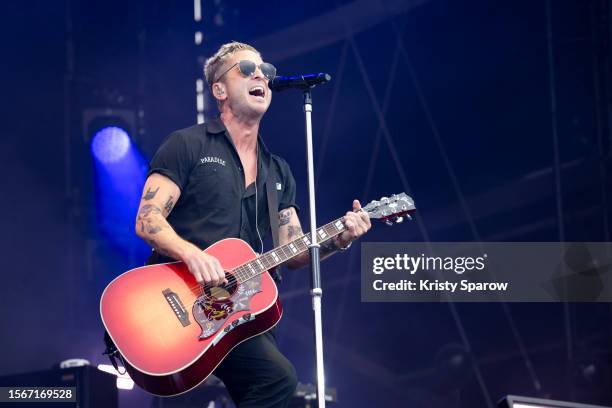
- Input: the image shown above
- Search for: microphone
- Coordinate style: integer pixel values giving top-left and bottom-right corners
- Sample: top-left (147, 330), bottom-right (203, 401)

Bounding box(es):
top-left (268, 73), bottom-right (331, 92)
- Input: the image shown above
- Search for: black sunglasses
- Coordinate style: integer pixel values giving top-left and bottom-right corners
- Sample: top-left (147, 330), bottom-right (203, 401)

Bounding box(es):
top-left (214, 60), bottom-right (277, 83)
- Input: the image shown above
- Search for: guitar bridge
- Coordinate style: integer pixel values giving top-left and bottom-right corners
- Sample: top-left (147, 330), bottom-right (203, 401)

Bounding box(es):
top-left (162, 288), bottom-right (191, 327)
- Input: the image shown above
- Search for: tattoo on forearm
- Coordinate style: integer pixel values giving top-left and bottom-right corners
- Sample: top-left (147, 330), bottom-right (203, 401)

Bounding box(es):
top-left (143, 186), bottom-right (160, 200)
top-left (287, 225), bottom-right (303, 239)
top-left (164, 196), bottom-right (175, 215)
top-left (288, 238), bottom-right (337, 269)
top-left (147, 224), bottom-right (163, 234)
top-left (136, 203), bottom-right (175, 257)
top-left (138, 204), bottom-right (162, 218)
top-left (279, 209), bottom-right (292, 226)
top-left (320, 239), bottom-right (338, 255)
top-left (137, 204), bottom-right (167, 235)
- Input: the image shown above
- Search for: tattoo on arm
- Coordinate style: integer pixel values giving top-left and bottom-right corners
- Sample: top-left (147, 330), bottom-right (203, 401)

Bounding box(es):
top-left (163, 196), bottom-right (175, 215)
top-left (279, 209), bottom-right (292, 226)
top-left (287, 225), bottom-right (303, 239)
top-left (138, 204), bottom-right (162, 218)
top-left (286, 235), bottom-right (337, 270)
top-left (136, 203), bottom-right (174, 257)
top-left (143, 186), bottom-right (160, 200)
top-left (320, 239), bottom-right (338, 256)
top-left (137, 204), bottom-right (166, 235)
top-left (147, 225), bottom-right (163, 234)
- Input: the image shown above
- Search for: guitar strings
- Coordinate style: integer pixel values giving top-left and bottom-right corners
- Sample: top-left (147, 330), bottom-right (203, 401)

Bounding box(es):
top-left (178, 221), bottom-right (345, 295)
top-left (158, 211), bottom-right (380, 295)
top-left (143, 209), bottom-right (384, 297)
top-left (185, 235), bottom-right (337, 295)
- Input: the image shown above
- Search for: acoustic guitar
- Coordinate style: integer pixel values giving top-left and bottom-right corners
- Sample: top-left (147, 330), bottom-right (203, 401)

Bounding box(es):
top-left (100, 193), bottom-right (415, 396)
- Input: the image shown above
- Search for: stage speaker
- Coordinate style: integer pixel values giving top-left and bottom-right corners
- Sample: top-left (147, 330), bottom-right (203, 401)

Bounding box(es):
top-left (499, 395), bottom-right (612, 408)
top-left (0, 365), bottom-right (117, 408)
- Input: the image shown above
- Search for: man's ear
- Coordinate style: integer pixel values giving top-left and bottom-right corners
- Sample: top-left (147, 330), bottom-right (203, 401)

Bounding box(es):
top-left (212, 83), bottom-right (227, 101)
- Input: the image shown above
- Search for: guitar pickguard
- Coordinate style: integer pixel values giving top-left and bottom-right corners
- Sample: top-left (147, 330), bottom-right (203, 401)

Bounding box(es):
top-left (193, 274), bottom-right (262, 339)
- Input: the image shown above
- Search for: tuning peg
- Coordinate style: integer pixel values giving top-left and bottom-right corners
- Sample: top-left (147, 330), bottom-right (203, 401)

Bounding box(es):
top-left (395, 216), bottom-right (404, 224)
top-left (406, 214), bottom-right (412, 220)
top-left (384, 219), bottom-right (394, 226)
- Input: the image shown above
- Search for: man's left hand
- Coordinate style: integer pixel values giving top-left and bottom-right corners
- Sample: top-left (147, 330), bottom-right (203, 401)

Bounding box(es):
top-left (335, 200), bottom-right (371, 248)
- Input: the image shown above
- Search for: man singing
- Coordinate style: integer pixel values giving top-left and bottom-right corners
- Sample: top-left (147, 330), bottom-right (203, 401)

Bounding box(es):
top-left (135, 41), bottom-right (371, 407)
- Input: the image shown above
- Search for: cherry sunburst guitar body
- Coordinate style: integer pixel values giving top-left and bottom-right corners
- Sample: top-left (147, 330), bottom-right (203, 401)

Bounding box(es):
top-left (100, 238), bottom-right (281, 396)
top-left (100, 193), bottom-right (415, 397)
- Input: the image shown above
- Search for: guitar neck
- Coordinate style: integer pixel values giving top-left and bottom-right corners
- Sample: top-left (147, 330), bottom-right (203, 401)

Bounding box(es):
top-left (232, 217), bottom-right (347, 284)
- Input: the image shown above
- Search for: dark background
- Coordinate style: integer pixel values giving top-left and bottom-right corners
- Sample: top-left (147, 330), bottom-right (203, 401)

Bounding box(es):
top-left (1, 0), bottom-right (611, 407)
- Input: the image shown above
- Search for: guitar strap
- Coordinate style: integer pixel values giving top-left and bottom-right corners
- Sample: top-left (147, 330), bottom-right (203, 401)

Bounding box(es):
top-left (266, 158), bottom-right (282, 283)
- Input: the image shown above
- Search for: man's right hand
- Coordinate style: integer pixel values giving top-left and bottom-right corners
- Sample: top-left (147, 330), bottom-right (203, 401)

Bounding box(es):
top-left (182, 245), bottom-right (226, 287)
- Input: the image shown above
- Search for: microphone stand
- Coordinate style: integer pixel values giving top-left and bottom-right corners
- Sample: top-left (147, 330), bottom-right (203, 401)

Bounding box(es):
top-left (303, 88), bottom-right (327, 408)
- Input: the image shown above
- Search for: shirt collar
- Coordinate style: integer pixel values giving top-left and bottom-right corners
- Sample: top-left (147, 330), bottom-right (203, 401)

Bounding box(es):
top-left (206, 116), bottom-right (272, 183)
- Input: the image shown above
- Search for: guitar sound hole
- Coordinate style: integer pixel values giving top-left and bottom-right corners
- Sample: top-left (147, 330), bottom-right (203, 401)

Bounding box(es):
top-left (203, 273), bottom-right (238, 301)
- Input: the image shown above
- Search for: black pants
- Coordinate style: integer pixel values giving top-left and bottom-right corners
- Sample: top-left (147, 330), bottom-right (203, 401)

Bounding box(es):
top-left (213, 328), bottom-right (298, 407)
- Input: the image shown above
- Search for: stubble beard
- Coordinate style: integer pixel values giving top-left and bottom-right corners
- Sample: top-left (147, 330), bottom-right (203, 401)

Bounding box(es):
top-left (228, 95), bottom-right (269, 122)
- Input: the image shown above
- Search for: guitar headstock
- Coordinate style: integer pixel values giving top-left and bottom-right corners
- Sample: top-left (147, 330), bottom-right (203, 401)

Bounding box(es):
top-left (363, 193), bottom-right (416, 225)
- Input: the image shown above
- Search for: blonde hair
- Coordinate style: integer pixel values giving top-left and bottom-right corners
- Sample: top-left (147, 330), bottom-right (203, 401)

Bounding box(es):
top-left (204, 41), bottom-right (259, 87)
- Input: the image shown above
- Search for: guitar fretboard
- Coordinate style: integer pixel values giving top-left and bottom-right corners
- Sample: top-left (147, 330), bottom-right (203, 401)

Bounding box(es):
top-left (232, 217), bottom-right (347, 284)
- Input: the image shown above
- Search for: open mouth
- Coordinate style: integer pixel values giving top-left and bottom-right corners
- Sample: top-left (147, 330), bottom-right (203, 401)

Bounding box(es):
top-left (248, 85), bottom-right (265, 99)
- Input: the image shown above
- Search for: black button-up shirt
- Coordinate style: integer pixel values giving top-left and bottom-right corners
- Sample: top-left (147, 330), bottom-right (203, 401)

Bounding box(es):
top-left (146, 118), bottom-right (298, 265)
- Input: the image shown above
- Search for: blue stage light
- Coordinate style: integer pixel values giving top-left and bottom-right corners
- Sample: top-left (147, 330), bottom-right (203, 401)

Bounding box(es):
top-left (91, 126), bottom-right (131, 163)
top-left (89, 122), bottom-right (150, 265)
